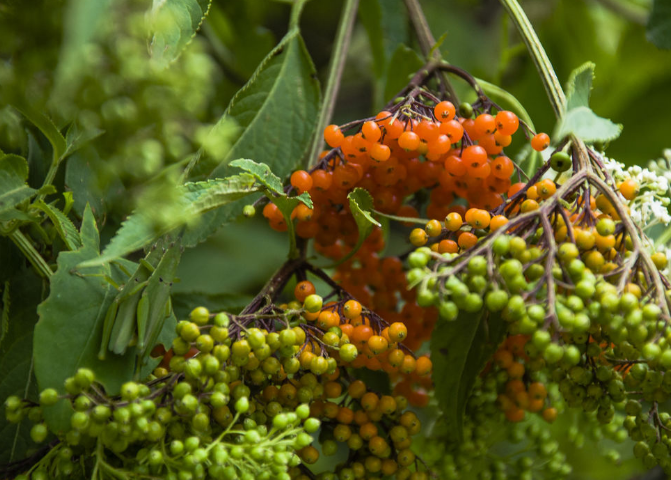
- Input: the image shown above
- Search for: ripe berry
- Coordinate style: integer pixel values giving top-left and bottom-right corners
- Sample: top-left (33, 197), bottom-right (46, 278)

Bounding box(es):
top-left (531, 133), bottom-right (550, 151)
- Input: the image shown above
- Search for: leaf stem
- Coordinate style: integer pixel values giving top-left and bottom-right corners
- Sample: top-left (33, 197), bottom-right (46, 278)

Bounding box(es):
top-left (499, 0), bottom-right (566, 118)
top-left (403, 0), bottom-right (460, 104)
top-left (307, 0), bottom-right (360, 167)
top-left (9, 230), bottom-right (54, 278)
top-left (289, 0), bottom-right (310, 30)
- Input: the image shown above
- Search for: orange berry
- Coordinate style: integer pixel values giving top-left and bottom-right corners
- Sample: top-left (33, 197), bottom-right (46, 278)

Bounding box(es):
top-left (294, 280), bottom-right (316, 303)
top-left (343, 300), bottom-right (362, 319)
top-left (531, 133), bottom-right (550, 151)
top-left (619, 179), bottom-right (638, 200)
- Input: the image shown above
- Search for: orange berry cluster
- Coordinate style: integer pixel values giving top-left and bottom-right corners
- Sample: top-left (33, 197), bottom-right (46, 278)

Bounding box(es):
top-left (490, 335), bottom-right (557, 423)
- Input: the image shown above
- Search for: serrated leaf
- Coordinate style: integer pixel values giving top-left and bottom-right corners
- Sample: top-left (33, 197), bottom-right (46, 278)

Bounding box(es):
top-left (431, 310), bottom-right (505, 443)
top-left (34, 205), bottom-right (136, 433)
top-left (33, 200), bottom-right (82, 251)
top-left (565, 62), bottom-right (596, 111)
top-left (556, 106), bottom-right (623, 143)
top-left (230, 158), bottom-right (284, 194)
top-left (150, 0), bottom-right (212, 68)
top-left (64, 122), bottom-right (105, 158)
top-left (648, 0), bottom-right (671, 50)
top-left (80, 175), bottom-right (259, 266)
top-left (208, 29), bottom-right (320, 180)
top-left (0, 154), bottom-right (37, 216)
top-left (12, 104), bottom-right (66, 161)
top-left (0, 270), bottom-right (41, 464)
top-left (384, 44), bottom-right (424, 102)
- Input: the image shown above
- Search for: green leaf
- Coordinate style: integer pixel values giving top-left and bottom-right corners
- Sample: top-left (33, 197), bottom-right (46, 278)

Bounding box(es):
top-left (384, 44), bottom-right (424, 102)
top-left (326, 189), bottom-right (380, 267)
top-left (63, 122), bottom-right (105, 158)
top-left (0, 270), bottom-right (42, 464)
top-left (648, 0), bottom-right (671, 50)
top-left (565, 61), bottom-right (595, 110)
top-left (12, 104), bottom-right (66, 162)
top-left (359, 0), bottom-right (408, 79)
top-left (208, 29), bottom-right (320, 180)
top-left (430, 310), bottom-right (505, 443)
top-left (556, 106), bottom-right (623, 143)
top-left (150, 0), bottom-right (212, 68)
top-left (230, 159), bottom-right (284, 194)
top-left (34, 205), bottom-right (136, 433)
top-left (33, 200), bottom-right (82, 251)
top-left (64, 151), bottom-right (121, 219)
top-left (0, 154), bottom-right (37, 216)
top-left (81, 175), bottom-right (259, 266)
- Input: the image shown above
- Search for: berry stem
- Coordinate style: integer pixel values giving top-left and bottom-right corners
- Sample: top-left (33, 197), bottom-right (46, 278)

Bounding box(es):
top-left (306, 0), bottom-right (360, 167)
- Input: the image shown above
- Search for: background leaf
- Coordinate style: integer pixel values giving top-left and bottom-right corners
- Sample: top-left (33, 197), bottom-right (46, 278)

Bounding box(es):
top-left (0, 154), bottom-right (37, 217)
top-left (430, 310), bottom-right (505, 443)
top-left (150, 0), bottom-right (212, 68)
top-left (12, 104), bottom-right (66, 162)
top-left (383, 45), bottom-right (424, 103)
top-left (208, 29), bottom-right (320, 180)
top-left (647, 0), bottom-right (671, 50)
top-left (34, 206), bottom-right (136, 433)
top-left (0, 270), bottom-right (43, 464)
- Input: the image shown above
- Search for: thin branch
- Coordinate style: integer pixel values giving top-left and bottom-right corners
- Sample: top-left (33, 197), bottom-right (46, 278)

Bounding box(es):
top-left (307, 0), bottom-right (360, 167)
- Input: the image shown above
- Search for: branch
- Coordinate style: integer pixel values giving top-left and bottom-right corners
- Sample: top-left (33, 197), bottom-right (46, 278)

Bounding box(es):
top-left (307, 0), bottom-right (360, 167)
top-left (403, 0), bottom-right (460, 104)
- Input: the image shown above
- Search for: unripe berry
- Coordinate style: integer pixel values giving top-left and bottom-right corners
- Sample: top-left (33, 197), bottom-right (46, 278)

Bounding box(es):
top-left (39, 388), bottom-right (59, 407)
top-left (190, 306), bottom-right (210, 326)
top-left (303, 294), bottom-right (323, 313)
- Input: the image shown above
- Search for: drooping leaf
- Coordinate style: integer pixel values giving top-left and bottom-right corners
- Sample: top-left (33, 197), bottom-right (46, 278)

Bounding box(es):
top-left (33, 200), bottom-right (82, 251)
top-left (326, 188), bottom-right (380, 267)
top-left (648, 0), bottom-right (671, 50)
top-left (149, 0), bottom-right (212, 68)
top-left (12, 103), bottom-right (66, 162)
top-left (565, 61), bottom-right (596, 110)
top-left (63, 122), bottom-right (105, 158)
top-left (430, 310), bottom-right (505, 443)
top-left (384, 44), bottom-right (424, 102)
top-left (34, 205), bottom-right (136, 433)
top-left (80, 174), bottom-right (259, 266)
top-left (208, 29), bottom-right (320, 180)
top-left (0, 154), bottom-right (37, 216)
top-left (556, 106), bottom-right (623, 143)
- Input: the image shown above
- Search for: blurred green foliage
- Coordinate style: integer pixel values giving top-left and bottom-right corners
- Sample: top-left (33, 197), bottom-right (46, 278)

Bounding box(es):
top-left (0, 0), bottom-right (669, 474)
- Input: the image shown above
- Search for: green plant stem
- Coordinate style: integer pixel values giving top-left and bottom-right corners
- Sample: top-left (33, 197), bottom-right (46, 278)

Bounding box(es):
top-left (307, 0), bottom-right (359, 167)
top-left (403, 0), bottom-right (460, 104)
top-left (499, 0), bottom-right (566, 118)
top-left (9, 230), bottom-right (54, 278)
top-left (290, 0), bottom-right (310, 30)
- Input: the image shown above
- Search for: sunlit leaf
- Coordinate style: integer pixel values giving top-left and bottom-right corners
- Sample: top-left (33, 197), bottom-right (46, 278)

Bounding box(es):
top-left (208, 29), bottom-right (320, 180)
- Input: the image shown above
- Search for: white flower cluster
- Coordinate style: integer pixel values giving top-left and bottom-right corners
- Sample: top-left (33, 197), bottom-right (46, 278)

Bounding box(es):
top-left (598, 153), bottom-right (671, 228)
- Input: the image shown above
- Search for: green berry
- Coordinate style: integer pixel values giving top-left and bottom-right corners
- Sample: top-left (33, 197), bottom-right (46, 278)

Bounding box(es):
top-left (190, 307), bottom-right (210, 326)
